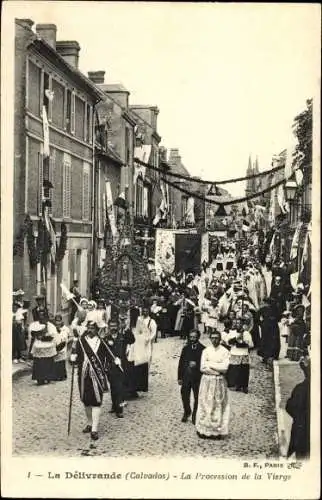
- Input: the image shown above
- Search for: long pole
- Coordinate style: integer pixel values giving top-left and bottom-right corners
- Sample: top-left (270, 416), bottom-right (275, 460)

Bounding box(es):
top-left (67, 362), bottom-right (75, 436)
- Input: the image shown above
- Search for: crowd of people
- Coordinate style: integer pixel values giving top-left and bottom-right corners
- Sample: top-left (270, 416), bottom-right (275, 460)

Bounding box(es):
top-left (11, 237), bottom-right (311, 456)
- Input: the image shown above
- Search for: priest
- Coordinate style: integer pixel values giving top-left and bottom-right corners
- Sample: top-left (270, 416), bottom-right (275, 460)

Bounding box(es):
top-left (129, 305), bottom-right (157, 393)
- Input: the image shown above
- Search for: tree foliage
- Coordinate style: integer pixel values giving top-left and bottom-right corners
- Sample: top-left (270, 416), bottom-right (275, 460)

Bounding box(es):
top-left (292, 98), bottom-right (313, 179)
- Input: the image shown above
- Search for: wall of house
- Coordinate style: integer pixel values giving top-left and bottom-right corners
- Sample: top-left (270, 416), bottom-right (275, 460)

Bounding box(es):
top-left (14, 21), bottom-right (98, 312)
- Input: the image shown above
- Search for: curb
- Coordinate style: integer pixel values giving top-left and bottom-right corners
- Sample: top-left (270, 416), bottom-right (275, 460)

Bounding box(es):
top-left (273, 360), bottom-right (288, 458)
top-left (12, 340), bottom-right (74, 381)
top-left (12, 363), bottom-right (33, 381)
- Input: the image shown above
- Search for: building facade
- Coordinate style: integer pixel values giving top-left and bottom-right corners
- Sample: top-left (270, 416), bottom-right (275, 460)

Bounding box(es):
top-left (13, 19), bottom-right (102, 314)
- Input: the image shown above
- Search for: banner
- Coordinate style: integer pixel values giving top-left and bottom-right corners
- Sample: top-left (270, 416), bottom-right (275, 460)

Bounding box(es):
top-left (105, 181), bottom-right (118, 239)
top-left (154, 229), bottom-right (175, 275)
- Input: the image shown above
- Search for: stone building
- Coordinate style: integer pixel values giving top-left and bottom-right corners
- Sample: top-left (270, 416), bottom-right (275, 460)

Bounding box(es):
top-left (86, 70), bottom-right (136, 274)
top-left (13, 19), bottom-right (102, 314)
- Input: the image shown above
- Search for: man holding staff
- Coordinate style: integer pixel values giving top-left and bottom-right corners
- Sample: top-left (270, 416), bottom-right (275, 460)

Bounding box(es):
top-left (70, 320), bottom-right (118, 441)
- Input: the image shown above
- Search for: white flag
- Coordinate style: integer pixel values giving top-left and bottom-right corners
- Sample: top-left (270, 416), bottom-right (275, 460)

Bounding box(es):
top-left (290, 223), bottom-right (302, 260)
top-left (60, 283), bottom-right (74, 301)
top-left (105, 181), bottom-right (118, 238)
top-left (42, 106), bottom-right (50, 158)
top-left (295, 168), bottom-right (304, 186)
top-left (186, 197), bottom-right (195, 224)
top-left (277, 185), bottom-right (287, 214)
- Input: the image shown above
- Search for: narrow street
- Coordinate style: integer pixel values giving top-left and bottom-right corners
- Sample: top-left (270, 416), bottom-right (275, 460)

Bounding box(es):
top-left (13, 335), bottom-right (278, 458)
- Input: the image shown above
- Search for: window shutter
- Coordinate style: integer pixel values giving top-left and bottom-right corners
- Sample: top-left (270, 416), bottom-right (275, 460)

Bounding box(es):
top-left (82, 162), bottom-right (90, 220)
top-left (63, 153), bottom-right (71, 218)
top-left (89, 105), bottom-right (93, 144)
top-left (71, 92), bottom-right (75, 135)
top-left (38, 152), bottom-right (44, 216)
top-left (49, 149), bottom-right (55, 216)
top-left (84, 102), bottom-right (88, 142)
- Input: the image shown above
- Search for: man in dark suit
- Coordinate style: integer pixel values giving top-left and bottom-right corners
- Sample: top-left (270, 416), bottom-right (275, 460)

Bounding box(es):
top-left (178, 330), bottom-right (205, 424)
top-left (32, 295), bottom-right (49, 322)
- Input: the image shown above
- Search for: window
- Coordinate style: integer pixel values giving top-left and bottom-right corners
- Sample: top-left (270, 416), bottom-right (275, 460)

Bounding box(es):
top-left (143, 186), bottom-right (149, 217)
top-left (65, 89), bottom-right (75, 134)
top-left (28, 60), bottom-right (41, 116)
top-left (82, 162), bottom-right (90, 220)
top-left (136, 178), bottom-right (143, 216)
top-left (75, 96), bottom-right (85, 139)
top-left (85, 103), bottom-right (92, 143)
top-left (125, 127), bottom-right (131, 164)
top-left (63, 153), bottom-right (71, 218)
top-left (181, 196), bottom-right (188, 221)
top-left (51, 79), bottom-right (65, 128)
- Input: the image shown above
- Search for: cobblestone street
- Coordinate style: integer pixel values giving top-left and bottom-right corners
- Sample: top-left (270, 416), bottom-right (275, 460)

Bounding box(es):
top-left (13, 335), bottom-right (279, 458)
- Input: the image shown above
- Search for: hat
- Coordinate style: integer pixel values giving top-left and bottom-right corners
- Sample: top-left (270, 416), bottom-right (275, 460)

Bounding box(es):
top-left (34, 294), bottom-right (45, 300)
top-left (32, 323), bottom-right (46, 332)
top-left (293, 304), bottom-right (305, 314)
top-left (79, 298), bottom-right (88, 305)
top-left (87, 320), bottom-right (97, 327)
top-left (13, 289), bottom-right (25, 296)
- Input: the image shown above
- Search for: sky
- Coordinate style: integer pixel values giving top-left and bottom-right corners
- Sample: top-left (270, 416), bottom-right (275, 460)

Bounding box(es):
top-left (5, 1), bottom-right (321, 196)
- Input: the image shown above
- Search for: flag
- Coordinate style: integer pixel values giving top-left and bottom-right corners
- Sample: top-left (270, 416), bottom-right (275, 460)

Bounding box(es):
top-left (300, 230), bottom-right (310, 276)
top-left (114, 192), bottom-right (129, 210)
top-left (60, 283), bottom-right (75, 301)
top-left (153, 183), bottom-right (168, 226)
top-left (268, 188), bottom-right (276, 225)
top-left (290, 223), bottom-right (302, 261)
top-left (242, 219), bottom-right (250, 232)
top-left (295, 168), bottom-right (304, 186)
top-left (105, 182), bottom-right (118, 238)
top-left (277, 184), bottom-right (287, 214)
top-left (185, 197), bottom-right (195, 224)
top-left (42, 106), bottom-right (50, 158)
top-left (44, 208), bottom-right (56, 263)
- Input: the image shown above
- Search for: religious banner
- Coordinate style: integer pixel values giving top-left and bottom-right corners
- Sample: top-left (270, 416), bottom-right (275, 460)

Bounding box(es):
top-left (201, 232), bottom-right (209, 264)
top-left (175, 232), bottom-right (201, 274)
top-left (155, 229), bottom-right (175, 276)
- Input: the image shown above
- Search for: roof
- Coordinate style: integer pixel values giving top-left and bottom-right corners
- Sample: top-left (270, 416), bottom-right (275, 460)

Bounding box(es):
top-left (29, 36), bottom-right (103, 101)
top-left (98, 83), bottom-right (129, 93)
top-left (169, 160), bottom-right (191, 178)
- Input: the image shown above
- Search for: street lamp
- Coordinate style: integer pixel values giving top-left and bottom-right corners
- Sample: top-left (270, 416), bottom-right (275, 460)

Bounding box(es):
top-left (285, 180), bottom-right (297, 201)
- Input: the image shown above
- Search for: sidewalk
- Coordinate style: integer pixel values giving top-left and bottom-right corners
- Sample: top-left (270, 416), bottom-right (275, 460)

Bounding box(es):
top-left (12, 340), bottom-right (74, 380)
top-left (273, 336), bottom-right (304, 458)
top-left (12, 360), bottom-right (33, 380)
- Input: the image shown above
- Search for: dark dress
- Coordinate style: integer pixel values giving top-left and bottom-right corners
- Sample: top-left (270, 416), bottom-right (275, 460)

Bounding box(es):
top-left (12, 321), bottom-right (27, 359)
top-left (286, 319), bottom-right (307, 362)
top-left (178, 342), bottom-right (205, 419)
top-left (258, 307), bottom-right (281, 361)
top-left (286, 378), bottom-right (310, 459)
top-left (269, 284), bottom-right (286, 321)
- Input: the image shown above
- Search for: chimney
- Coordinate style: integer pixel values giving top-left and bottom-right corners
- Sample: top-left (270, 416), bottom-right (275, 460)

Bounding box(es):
top-left (17, 19), bottom-right (34, 30)
top-left (88, 71), bottom-right (106, 84)
top-left (35, 24), bottom-right (57, 49)
top-left (169, 148), bottom-right (179, 159)
top-left (56, 41), bottom-right (80, 69)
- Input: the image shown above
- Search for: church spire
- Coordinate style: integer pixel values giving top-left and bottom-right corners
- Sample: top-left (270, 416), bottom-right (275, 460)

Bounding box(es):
top-left (245, 154), bottom-right (253, 196)
top-left (247, 154), bottom-right (252, 175)
top-left (253, 155), bottom-right (259, 174)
